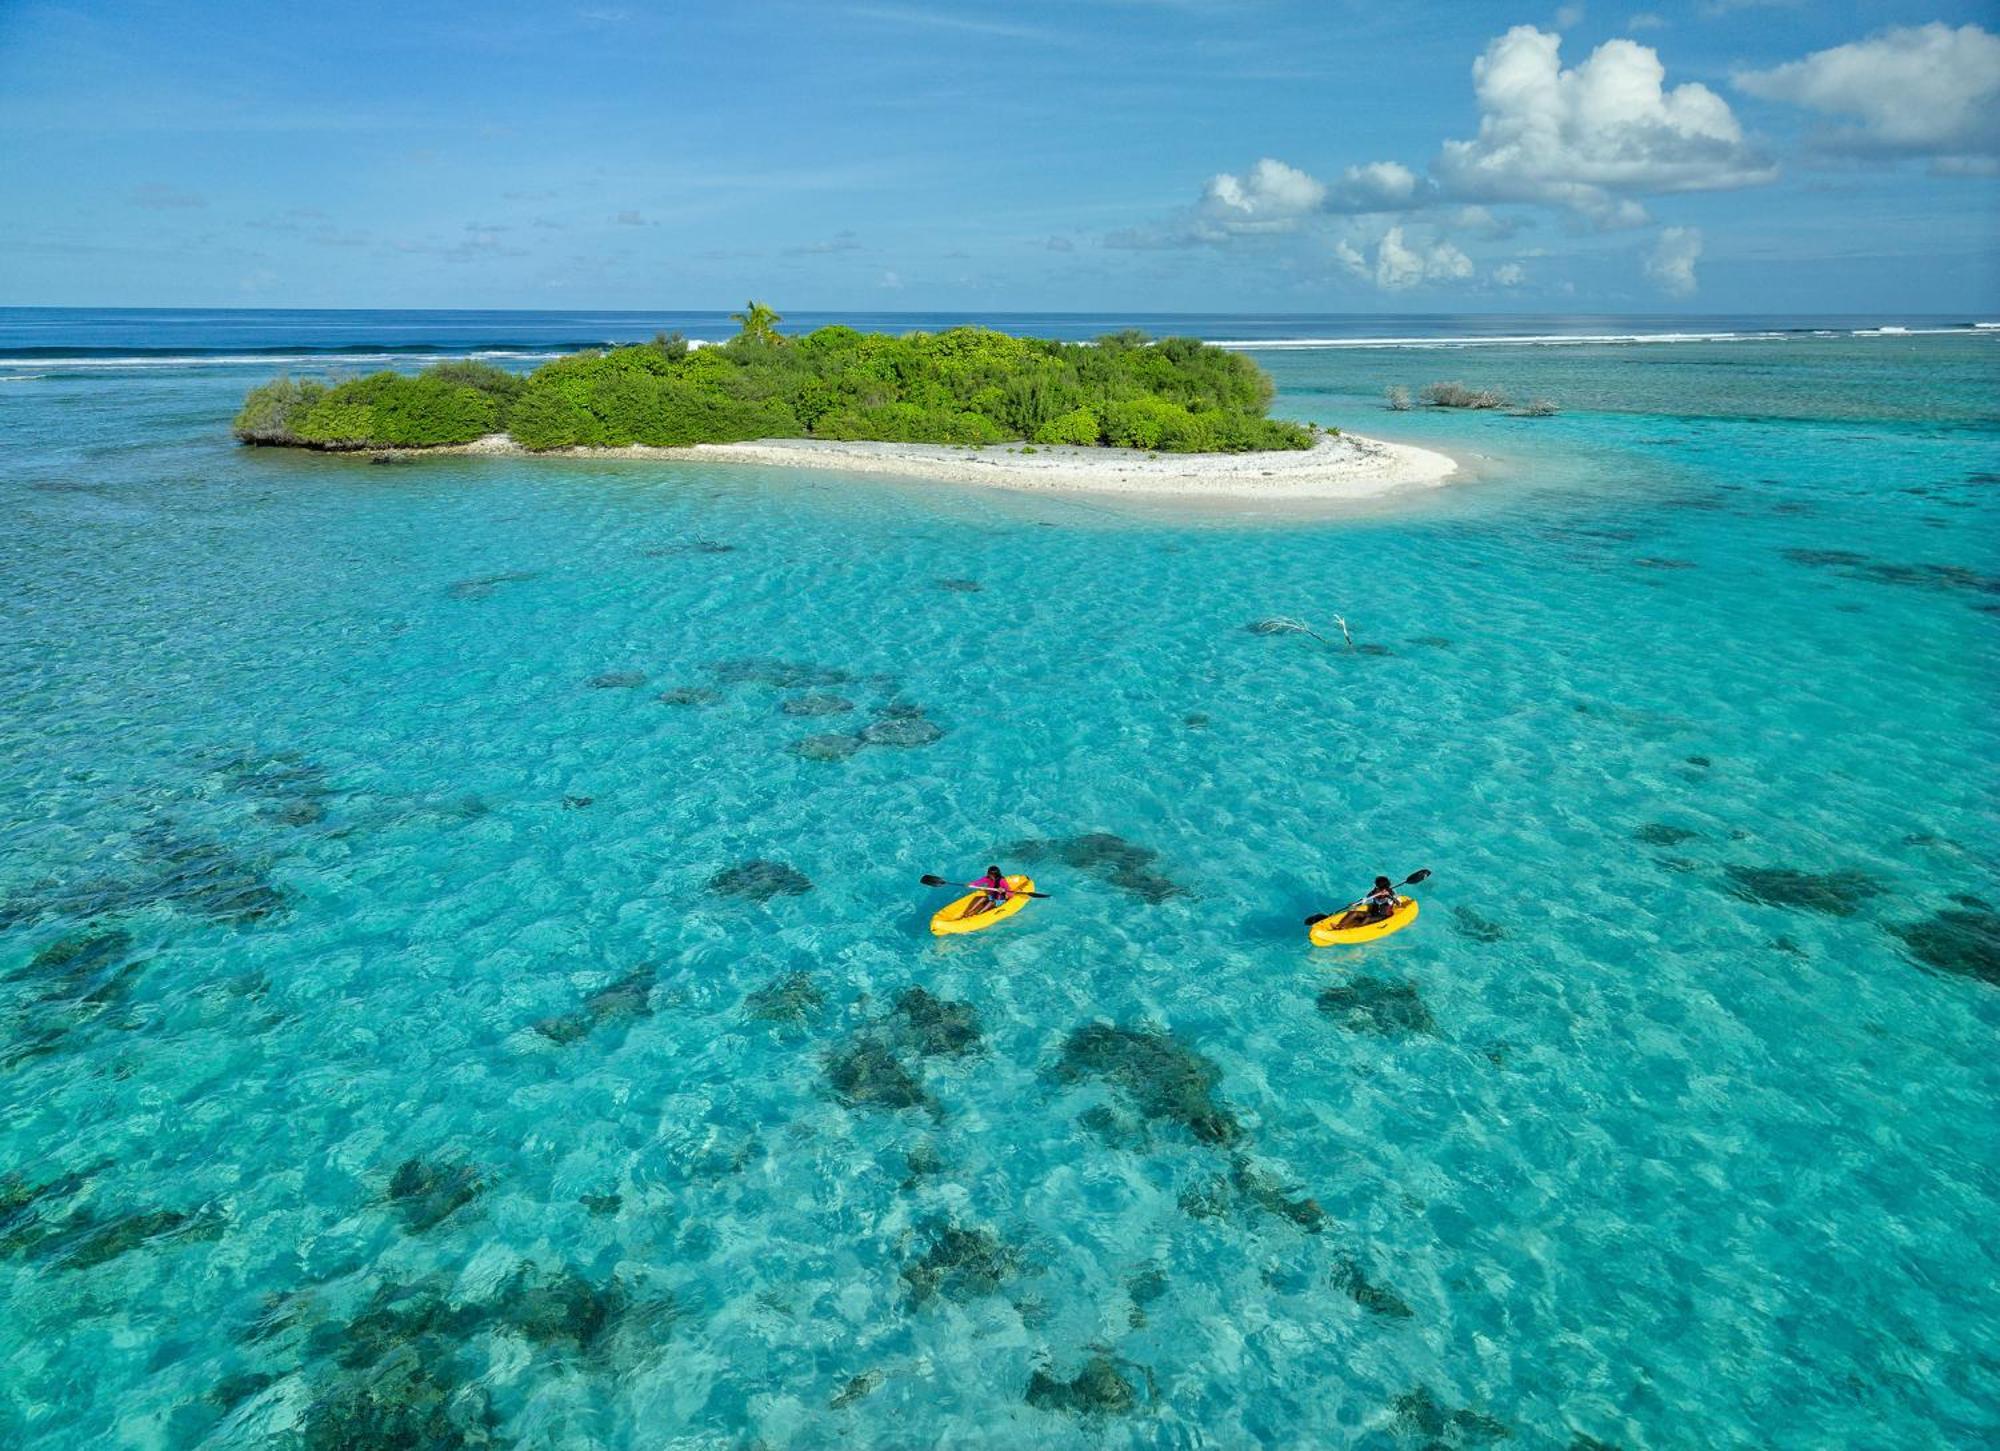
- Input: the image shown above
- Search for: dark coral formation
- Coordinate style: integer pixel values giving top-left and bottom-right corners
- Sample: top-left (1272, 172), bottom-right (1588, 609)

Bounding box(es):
top-left (218, 751), bottom-right (337, 827)
top-left (1228, 1156), bottom-right (1326, 1233)
top-left (892, 987), bottom-right (983, 1058)
top-left (386, 1157), bottom-right (484, 1234)
top-left (901, 1220), bottom-right (1025, 1305)
top-left (708, 658), bottom-right (851, 688)
top-left (299, 1342), bottom-right (492, 1450)
top-left (4, 824), bottom-right (287, 932)
top-left (587, 670), bottom-right (648, 689)
top-left (824, 1037), bottom-right (932, 1114)
top-left (1891, 907), bottom-right (2000, 986)
top-left (28, 1205), bottom-right (224, 1272)
top-left (657, 685), bottom-right (721, 706)
top-left (831, 1371), bottom-right (883, 1408)
top-left (1331, 1256), bottom-right (1413, 1318)
top-left (1392, 1385), bottom-right (1511, 1445)
top-left (1317, 977), bottom-right (1436, 1036)
top-left (1005, 833), bottom-right (1183, 903)
top-left (859, 711), bottom-right (945, 748)
top-left (935, 577), bottom-right (983, 593)
top-left (1633, 823), bottom-right (1700, 846)
top-left (1782, 547), bottom-right (2000, 596)
top-left (643, 539), bottom-right (735, 556)
top-left (709, 860), bottom-right (814, 900)
top-left (1633, 556), bottom-right (1697, 570)
top-left (535, 966), bottom-right (657, 1043)
top-left (1024, 1355), bottom-right (1148, 1417)
top-left (744, 970), bottom-right (825, 1027)
top-left (447, 570), bottom-right (538, 600)
top-left (1721, 865), bottom-right (1881, 916)
top-left (788, 733), bottom-right (862, 762)
top-left (1055, 1023), bottom-right (1240, 1145)
top-left (1449, 906), bottom-right (1507, 943)
top-left (779, 694), bottom-right (855, 717)
top-left (493, 1264), bottom-right (627, 1354)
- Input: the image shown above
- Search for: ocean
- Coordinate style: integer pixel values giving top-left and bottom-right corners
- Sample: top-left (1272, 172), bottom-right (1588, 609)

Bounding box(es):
top-left (1, 310), bottom-right (1995, 1448)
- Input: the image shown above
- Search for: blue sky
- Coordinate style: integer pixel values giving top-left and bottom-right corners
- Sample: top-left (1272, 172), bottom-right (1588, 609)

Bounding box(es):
top-left (1, 0), bottom-right (1995, 312)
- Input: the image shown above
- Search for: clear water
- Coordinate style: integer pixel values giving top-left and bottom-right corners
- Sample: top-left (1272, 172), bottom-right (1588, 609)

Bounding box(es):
top-left (1, 316), bottom-right (1996, 1449)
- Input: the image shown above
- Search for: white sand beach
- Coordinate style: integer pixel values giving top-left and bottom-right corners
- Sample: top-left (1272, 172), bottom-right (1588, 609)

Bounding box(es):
top-left (457, 430), bottom-right (1461, 503)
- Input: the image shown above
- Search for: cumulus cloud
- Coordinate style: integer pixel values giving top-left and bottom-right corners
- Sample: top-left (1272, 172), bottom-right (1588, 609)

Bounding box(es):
top-left (1735, 23), bottom-right (2000, 170)
top-left (1200, 158), bottom-right (1327, 232)
top-left (1643, 225), bottom-right (1701, 296)
top-left (1493, 261), bottom-right (1528, 286)
top-left (1434, 27), bottom-right (1774, 225)
top-left (1336, 227), bottom-right (1476, 290)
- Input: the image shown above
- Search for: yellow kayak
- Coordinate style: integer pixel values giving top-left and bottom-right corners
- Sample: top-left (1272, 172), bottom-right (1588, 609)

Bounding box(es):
top-left (1310, 897), bottom-right (1419, 946)
top-left (931, 875), bottom-right (1035, 936)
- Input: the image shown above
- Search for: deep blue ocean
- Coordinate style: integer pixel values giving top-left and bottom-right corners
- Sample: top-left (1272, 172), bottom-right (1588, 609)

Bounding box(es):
top-left (1, 310), bottom-right (1995, 1449)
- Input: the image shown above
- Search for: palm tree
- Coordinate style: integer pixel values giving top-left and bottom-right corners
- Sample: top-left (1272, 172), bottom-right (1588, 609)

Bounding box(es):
top-left (730, 300), bottom-right (782, 346)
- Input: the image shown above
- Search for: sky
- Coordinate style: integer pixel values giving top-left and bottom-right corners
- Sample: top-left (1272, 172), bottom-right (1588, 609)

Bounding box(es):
top-left (1, 0), bottom-right (1996, 314)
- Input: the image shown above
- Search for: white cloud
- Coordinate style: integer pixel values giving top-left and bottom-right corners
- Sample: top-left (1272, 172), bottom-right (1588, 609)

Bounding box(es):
top-left (1434, 26), bottom-right (1773, 225)
top-left (1201, 158), bottom-right (1327, 232)
top-left (1340, 226), bottom-right (1476, 290)
top-left (1493, 261), bottom-right (1528, 286)
top-left (1331, 160), bottom-right (1422, 211)
top-left (879, 269), bottom-right (903, 289)
top-left (1735, 23), bottom-right (2000, 169)
top-left (1626, 12), bottom-right (1666, 30)
top-left (1556, 3), bottom-right (1586, 28)
top-left (1643, 225), bottom-right (1702, 296)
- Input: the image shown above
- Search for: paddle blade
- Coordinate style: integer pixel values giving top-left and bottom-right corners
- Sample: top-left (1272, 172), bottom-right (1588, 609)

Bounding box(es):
top-left (1303, 913), bottom-right (1329, 927)
top-left (1402, 869), bottom-right (1432, 887)
top-left (919, 874), bottom-right (950, 887)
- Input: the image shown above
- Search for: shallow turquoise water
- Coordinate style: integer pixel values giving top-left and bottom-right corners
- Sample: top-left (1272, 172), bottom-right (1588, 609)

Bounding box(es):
top-left (2, 334), bottom-right (1997, 1448)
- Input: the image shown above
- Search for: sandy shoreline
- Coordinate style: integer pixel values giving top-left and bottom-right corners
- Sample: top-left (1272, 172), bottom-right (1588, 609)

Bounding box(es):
top-left (435, 430), bottom-right (1461, 504)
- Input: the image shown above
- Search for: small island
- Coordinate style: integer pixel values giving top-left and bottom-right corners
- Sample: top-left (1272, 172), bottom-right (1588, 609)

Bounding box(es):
top-left (234, 303), bottom-right (1459, 503)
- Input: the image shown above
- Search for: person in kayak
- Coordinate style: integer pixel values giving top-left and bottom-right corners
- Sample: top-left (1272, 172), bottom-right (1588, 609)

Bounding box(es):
top-left (1339, 876), bottom-right (1403, 928)
top-left (964, 865), bottom-right (1015, 917)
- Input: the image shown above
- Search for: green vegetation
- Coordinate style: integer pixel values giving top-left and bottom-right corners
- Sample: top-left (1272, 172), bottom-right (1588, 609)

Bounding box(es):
top-left (235, 305), bottom-right (1316, 455)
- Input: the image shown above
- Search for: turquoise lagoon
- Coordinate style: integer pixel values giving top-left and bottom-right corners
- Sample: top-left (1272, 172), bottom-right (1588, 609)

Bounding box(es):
top-left (0, 318), bottom-right (1996, 1448)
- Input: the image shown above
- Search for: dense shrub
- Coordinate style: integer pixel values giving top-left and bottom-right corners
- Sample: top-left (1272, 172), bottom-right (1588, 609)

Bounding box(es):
top-left (237, 321), bottom-right (1316, 454)
top-left (1033, 406), bottom-right (1100, 446)
top-left (1419, 381), bottom-right (1507, 410)
top-left (233, 378), bottom-right (326, 444)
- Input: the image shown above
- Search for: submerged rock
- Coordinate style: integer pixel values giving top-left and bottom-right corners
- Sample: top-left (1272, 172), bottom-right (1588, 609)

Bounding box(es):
top-left (1007, 832), bottom-right (1183, 903)
top-left (1330, 1255), bottom-right (1413, 1318)
top-left (1317, 977), bottom-right (1436, 1036)
top-left (1634, 556), bottom-right (1697, 570)
top-left (901, 1220), bottom-right (1024, 1305)
top-left (53, 1205), bottom-right (223, 1272)
top-left (448, 570), bottom-right (538, 600)
top-left (1891, 908), bottom-right (2000, 986)
top-left (709, 860), bottom-right (814, 900)
top-left (859, 714), bottom-right (945, 748)
top-left (744, 970), bottom-right (826, 1026)
top-left (892, 987), bottom-right (983, 1058)
top-left (1782, 547), bottom-right (2000, 596)
top-left (657, 685), bottom-right (721, 706)
top-left (535, 966), bottom-right (655, 1044)
top-left (1228, 1156), bottom-right (1325, 1233)
top-left (495, 1265), bottom-right (623, 1353)
top-left (386, 1157), bottom-right (484, 1234)
top-left (299, 1341), bottom-right (492, 1451)
top-left (831, 1371), bottom-right (883, 1408)
top-left (780, 693), bottom-right (855, 717)
top-left (587, 670), bottom-right (648, 689)
top-left (1633, 823), bottom-right (1700, 846)
top-left (1055, 1023), bottom-right (1240, 1145)
top-left (824, 1037), bottom-right (931, 1113)
top-left (709, 657), bottom-right (851, 688)
top-left (1392, 1385), bottom-right (1511, 1444)
top-left (1025, 1355), bottom-right (1144, 1417)
top-left (134, 824), bottom-right (287, 924)
top-left (788, 733), bottom-right (862, 762)
top-left (1183, 712), bottom-right (1210, 730)
top-left (935, 577), bottom-right (982, 592)
top-left (1721, 865), bottom-right (1882, 916)
top-left (1449, 906), bottom-right (1507, 943)
top-left (643, 539), bottom-right (735, 556)
top-left (6, 929), bottom-right (133, 989)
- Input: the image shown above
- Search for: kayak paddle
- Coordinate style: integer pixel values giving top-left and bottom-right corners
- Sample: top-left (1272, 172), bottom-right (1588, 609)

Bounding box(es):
top-left (1304, 868), bottom-right (1431, 928)
top-left (920, 873), bottom-right (1053, 900)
